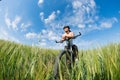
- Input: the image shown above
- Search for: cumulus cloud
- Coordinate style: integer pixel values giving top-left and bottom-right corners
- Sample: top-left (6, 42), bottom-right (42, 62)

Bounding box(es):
top-left (57, 10), bottom-right (60, 14)
top-left (5, 13), bottom-right (31, 32)
top-left (0, 28), bottom-right (8, 39)
top-left (41, 29), bottom-right (60, 41)
top-left (38, 39), bottom-right (46, 46)
top-left (70, 0), bottom-right (96, 22)
top-left (39, 42), bottom-right (46, 46)
top-left (78, 24), bottom-right (85, 28)
top-left (100, 17), bottom-right (118, 28)
top-left (40, 10), bottom-right (61, 24)
top-left (73, 39), bottom-right (98, 49)
top-left (5, 13), bottom-right (21, 30)
top-left (40, 0), bottom-right (97, 31)
top-left (48, 31), bottom-right (58, 40)
top-left (41, 0), bottom-right (118, 31)
top-left (20, 22), bottom-right (31, 31)
top-left (44, 11), bottom-right (56, 24)
top-left (0, 27), bottom-right (20, 43)
top-left (25, 32), bottom-right (38, 39)
top-left (40, 12), bottom-right (44, 21)
top-left (5, 14), bottom-right (11, 28)
top-left (38, 0), bottom-right (44, 5)
top-left (38, 29), bottom-right (62, 48)
top-left (72, 0), bottom-right (82, 10)
top-left (12, 16), bottom-right (21, 30)
top-left (100, 22), bottom-right (112, 28)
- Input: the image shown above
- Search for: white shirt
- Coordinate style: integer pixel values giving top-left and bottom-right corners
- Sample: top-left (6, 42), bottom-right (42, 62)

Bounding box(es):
top-left (65, 38), bottom-right (73, 46)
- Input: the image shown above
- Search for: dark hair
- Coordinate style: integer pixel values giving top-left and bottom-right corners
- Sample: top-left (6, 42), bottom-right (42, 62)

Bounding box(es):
top-left (63, 26), bottom-right (70, 30)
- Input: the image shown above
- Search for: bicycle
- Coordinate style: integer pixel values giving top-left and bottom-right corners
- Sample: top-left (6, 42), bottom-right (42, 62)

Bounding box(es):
top-left (53, 32), bottom-right (81, 79)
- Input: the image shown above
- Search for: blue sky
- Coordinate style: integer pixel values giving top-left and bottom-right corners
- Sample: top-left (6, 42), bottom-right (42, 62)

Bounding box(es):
top-left (0, 0), bottom-right (120, 49)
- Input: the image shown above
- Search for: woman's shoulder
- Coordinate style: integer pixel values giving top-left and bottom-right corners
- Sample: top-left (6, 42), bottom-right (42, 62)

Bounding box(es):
top-left (69, 31), bottom-right (74, 34)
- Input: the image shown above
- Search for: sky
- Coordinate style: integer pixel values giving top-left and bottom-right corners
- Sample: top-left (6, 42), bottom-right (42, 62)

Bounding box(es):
top-left (0, 0), bottom-right (120, 49)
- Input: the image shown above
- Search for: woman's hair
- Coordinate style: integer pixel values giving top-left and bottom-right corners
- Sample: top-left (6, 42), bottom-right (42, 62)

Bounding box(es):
top-left (63, 26), bottom-right (70, 30)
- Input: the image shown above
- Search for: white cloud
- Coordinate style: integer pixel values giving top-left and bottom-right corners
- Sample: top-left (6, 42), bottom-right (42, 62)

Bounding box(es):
top-left (5, 13), bottom-right (21, 30)
top-left (20, 22), bottom-right (31, 31)
top-left (25, 32), bottom-right (38, 39)
top-left (38, 0), bottom-right (44, 5)
top-left (90, 0), bottom-right (96, 8)
top-left (0, 27), bottom-right (20, 43)
top-left (40, 12), bottom-right (44, 21)
top-left (44, 0), bottom-right (96, 30)
top-left (41, 29), bottom-right (47, 35)
top-left (41, 29), bottom-right (60, 41)
top-left (40, 42), bottom-right (46, 46)
top-left (12, 16), bottom-right (21, 30)
top-left (72, 0), bottom-right (82, 10)
top-left (78, 24), bottom-right (85, 28)
top-left (100, 22), bottom-right (112, 28)
top-left (38, 39), bottom-right (46, 46)
top-left (100, 17), bottom-right (118, 28)
top-left (5, 14), bottom-right (11, 28)
top-left (74, 39), bottom-right (97, 49)
top-left (5, 13), bottom-right (32, 32)
top-left (48, 31), bottom-right (58, 40)
top-left (0, 28), bottom-right (8, 39)
top-left (42, 0), bottom-right (118, 31)
top-left (57, 10), bottom-right (60, 14)
top-left (40, 10), bottom-right (60, 25)
top-left (44, 11), bottom-right (56, 24)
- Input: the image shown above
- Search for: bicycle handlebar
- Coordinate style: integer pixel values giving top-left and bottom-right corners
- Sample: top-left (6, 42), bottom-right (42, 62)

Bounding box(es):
top-left (55, 32), bottom-right (81, 43)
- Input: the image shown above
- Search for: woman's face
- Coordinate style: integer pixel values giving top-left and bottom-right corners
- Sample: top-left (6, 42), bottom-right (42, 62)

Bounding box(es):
top-left (64, 28), bottom-right (69, 34)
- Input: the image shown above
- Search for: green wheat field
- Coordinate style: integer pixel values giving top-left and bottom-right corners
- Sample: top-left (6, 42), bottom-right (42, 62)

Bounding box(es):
top-left (0, 39), bottom-right (120, 80)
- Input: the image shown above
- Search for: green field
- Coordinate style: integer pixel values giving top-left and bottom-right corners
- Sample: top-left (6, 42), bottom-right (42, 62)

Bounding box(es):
top-left (0, 39), bottom-right (120, 80)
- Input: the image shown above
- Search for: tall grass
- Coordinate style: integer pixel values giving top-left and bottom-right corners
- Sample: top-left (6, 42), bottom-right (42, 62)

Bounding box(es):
top-left (0, 40), bottom-right (58, 80)
top-left (76, 43), bottom-right (120, 80)
top-left (0, 39), bottom-right (120, 80)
